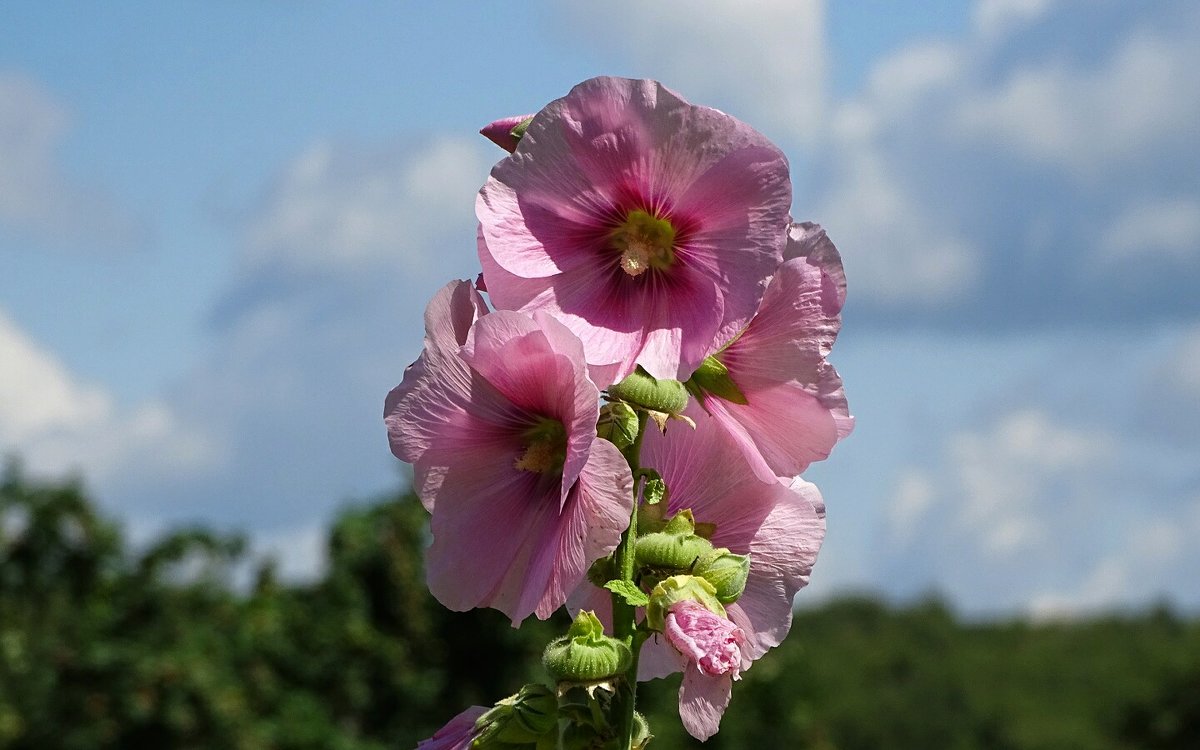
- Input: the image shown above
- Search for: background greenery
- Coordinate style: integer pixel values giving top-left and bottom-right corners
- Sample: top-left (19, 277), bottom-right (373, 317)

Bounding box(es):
top-left (2, 462), bottom-right (1197, 749)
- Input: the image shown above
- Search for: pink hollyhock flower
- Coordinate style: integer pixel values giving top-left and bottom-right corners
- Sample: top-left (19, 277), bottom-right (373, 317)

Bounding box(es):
top-left (690, 221), bottom-right (853, 482)
top-left (569, 405), bottom-right (826, 739)
top-left (417, 706), bottom-right (487, 750)
top-left (480, 113), bottom-right (534, 153)
top-left (385, 279), bottom-right (634, 624)
top-left (477, 76), bottom-right (791, 385)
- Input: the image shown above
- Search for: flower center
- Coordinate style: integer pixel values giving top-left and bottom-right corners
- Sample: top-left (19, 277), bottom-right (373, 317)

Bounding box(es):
top-left (610, 209), bottom-right (676, 277)
top-left (514, 417), bottom-right (568, 474)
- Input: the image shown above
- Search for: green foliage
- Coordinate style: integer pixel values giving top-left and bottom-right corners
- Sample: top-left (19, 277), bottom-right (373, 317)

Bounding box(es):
top-left (3, 460), bottom-right (1200, 749)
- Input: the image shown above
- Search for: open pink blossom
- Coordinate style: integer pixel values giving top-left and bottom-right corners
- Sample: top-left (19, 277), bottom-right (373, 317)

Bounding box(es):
top-left (691, 221), bottom-right (853, 482)
top-left (417, 705), bottom-right (487, 750)
top-left (569, 405), bottom-right (826, 739)
top-left (477, 76), bottom-right (791, 385)
top-left (385, 280), bottom-right (634, 624)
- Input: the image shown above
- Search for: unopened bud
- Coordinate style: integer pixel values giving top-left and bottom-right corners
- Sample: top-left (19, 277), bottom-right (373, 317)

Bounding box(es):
top-left (543, 611), bottom-right (631, 684)
top-left (693, 548), bottom-right (751, 604)
top-left (607, 367), bottom-right (689, 416)
top-left (635, 510), bottom-right (714, 575)
top-left (480, 114), bottom-right (536, 153)
top-left (473, 683), bottom-right (557, 746)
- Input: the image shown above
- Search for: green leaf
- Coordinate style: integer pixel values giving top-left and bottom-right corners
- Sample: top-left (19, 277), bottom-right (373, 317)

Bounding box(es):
top-left (603, 580), bottom-right (649, 607)
top-left (639, 469), bottom-right (668, 506)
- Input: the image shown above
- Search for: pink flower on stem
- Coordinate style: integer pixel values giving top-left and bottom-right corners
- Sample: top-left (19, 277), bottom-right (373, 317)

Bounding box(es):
top-left (417, 706), bottom-right (487, 750)
top-left (664, 600), bottom-right (746, 680)
top-left (570, 405), bottom-right (826, 739)
top-left (385, 280), bottom-right (634, 624)
top-left (477, 76), bottom-right (791, 385)
top-left (691, 222), bottom-right (853, 482)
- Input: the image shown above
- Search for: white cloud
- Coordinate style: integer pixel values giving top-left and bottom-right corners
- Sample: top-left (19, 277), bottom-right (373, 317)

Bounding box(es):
top-left (1029, 511), bottom-right (1196, 619)
top-left (243, 136), bottom-right (491, 276)
top-left (1100, 197), bottom-right (1200, 265)
top-left (561, 0), bottom-right (827, 144)
top-left (808, 0), bottom-right (1200, 319)
top-left (973, 0), bottom-right (1060, 37)
top-left (952, 18), bottom-right (1200, 179)
top-left (916, 409), bottom-right (1114, 558)
top-left (0, 72), bottom-right (141, 247)
top-left (0, 308), bottom-right (215, 488)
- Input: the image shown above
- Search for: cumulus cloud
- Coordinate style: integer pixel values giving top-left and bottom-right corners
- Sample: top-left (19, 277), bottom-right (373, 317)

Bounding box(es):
top-left (0, 72), bottom-right (142, 248)
top-left (559, 0), bottom-right (827, 145)
top-left (157, 134), bottom-right (492, 531)
top-left (0, 308), bottom-right (214, 492)
top-left (813, 0), bottom-right (1200, 327)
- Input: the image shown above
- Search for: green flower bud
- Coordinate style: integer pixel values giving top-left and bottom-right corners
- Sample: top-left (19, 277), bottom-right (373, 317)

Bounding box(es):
top-left (645, 575), bottom-right (725, 633)
top-left (596, 401), bottom-right (640, 449)
top-left (693, 547), bottom-right (751, 604)
top-left (543, 611), bottom-right (632, 683)
top-left (607, 367), bottom-right (689, 416)
top-left (473, 683), bottom-right (558, 746)
top-left (635, 510), bottom-right (714, 574)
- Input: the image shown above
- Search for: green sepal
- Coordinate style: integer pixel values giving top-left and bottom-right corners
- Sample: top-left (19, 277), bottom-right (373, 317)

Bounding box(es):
top-left (596, 401), bottom-right (640, 449)
top-left (604, 579), bottom-right (649, 608)
top-left (645, 575), bottom-right (725, 632)
top-left (509, 116), bottom-right (534, 142)
top-left (473, 683), bottom-right (557, 746)
top-left (687, 355), bottom-right (748, 405)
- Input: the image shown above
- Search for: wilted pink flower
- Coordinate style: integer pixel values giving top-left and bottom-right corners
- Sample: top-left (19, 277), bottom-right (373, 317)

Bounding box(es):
top-left (477, 76), bottom-right (791, 385)
top-left (480, 113), bottom-right (534, 153)
top-left (570, 405), bottom-right (826, 739)
top-left (417, 706), bottom-right (487, 750)
top-left (664, 600), bottom-right (745, 679)
top-left (663, 600), bottom-right (747, 741)
top-left (385, 280), bottom-right (633, 624)
top-left (691, 222), bottom-right (853, 482)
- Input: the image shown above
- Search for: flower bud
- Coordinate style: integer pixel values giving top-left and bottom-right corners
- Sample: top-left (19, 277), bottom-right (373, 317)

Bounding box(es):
top-left (543, 611), bottom-right (632, 683)
top-left (480, 114), bottom-right (535, 153)
top-left (645, 574), bottom-right (725, 633)
top-left (635, 510), bottom-right (714, 575)
top-left (472, 683), bottom-right (557, 746)
top-left (692, 547), bottom-right (751, 604)
top-left (596, 401), bottom-right (639, 449)
top-left (606, 367), bottom-right (689, 417)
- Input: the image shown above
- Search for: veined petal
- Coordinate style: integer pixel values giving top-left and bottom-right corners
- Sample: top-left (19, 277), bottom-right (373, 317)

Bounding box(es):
top-left (678, 669), bottom-right (733, 742)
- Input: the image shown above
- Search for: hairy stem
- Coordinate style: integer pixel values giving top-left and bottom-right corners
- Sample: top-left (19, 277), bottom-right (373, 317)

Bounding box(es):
top-left (612, 411), bottom-right (649, 749)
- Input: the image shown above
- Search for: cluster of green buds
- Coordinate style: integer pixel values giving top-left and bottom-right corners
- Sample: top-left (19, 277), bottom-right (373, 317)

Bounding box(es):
top-left (635, 509), bottom-right (750, 607)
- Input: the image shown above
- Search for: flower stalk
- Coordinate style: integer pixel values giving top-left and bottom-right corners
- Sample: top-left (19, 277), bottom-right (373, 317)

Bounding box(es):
top-left (611, 410), bottom-right (649, 749)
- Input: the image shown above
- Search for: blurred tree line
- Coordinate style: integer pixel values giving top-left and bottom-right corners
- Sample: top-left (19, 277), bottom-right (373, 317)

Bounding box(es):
top-left (1, 461), bottom-right (1198, 749)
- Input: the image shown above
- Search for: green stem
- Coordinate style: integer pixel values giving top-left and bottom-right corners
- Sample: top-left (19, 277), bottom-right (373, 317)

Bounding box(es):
top-left (611, 411), bottom-right (649, 749)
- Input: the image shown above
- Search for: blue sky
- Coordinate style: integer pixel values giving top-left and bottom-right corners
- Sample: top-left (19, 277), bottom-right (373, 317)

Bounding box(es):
top-left (2, 0), bottom-right (1197, 618)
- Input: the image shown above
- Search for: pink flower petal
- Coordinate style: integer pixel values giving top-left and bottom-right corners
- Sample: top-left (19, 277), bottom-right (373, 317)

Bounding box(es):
top-left (418, 705), bottom-right (486, 750)
top-left (678, 669), bottom-right (733, 742)
top-left (477, 76), bottom-right (789, 380)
